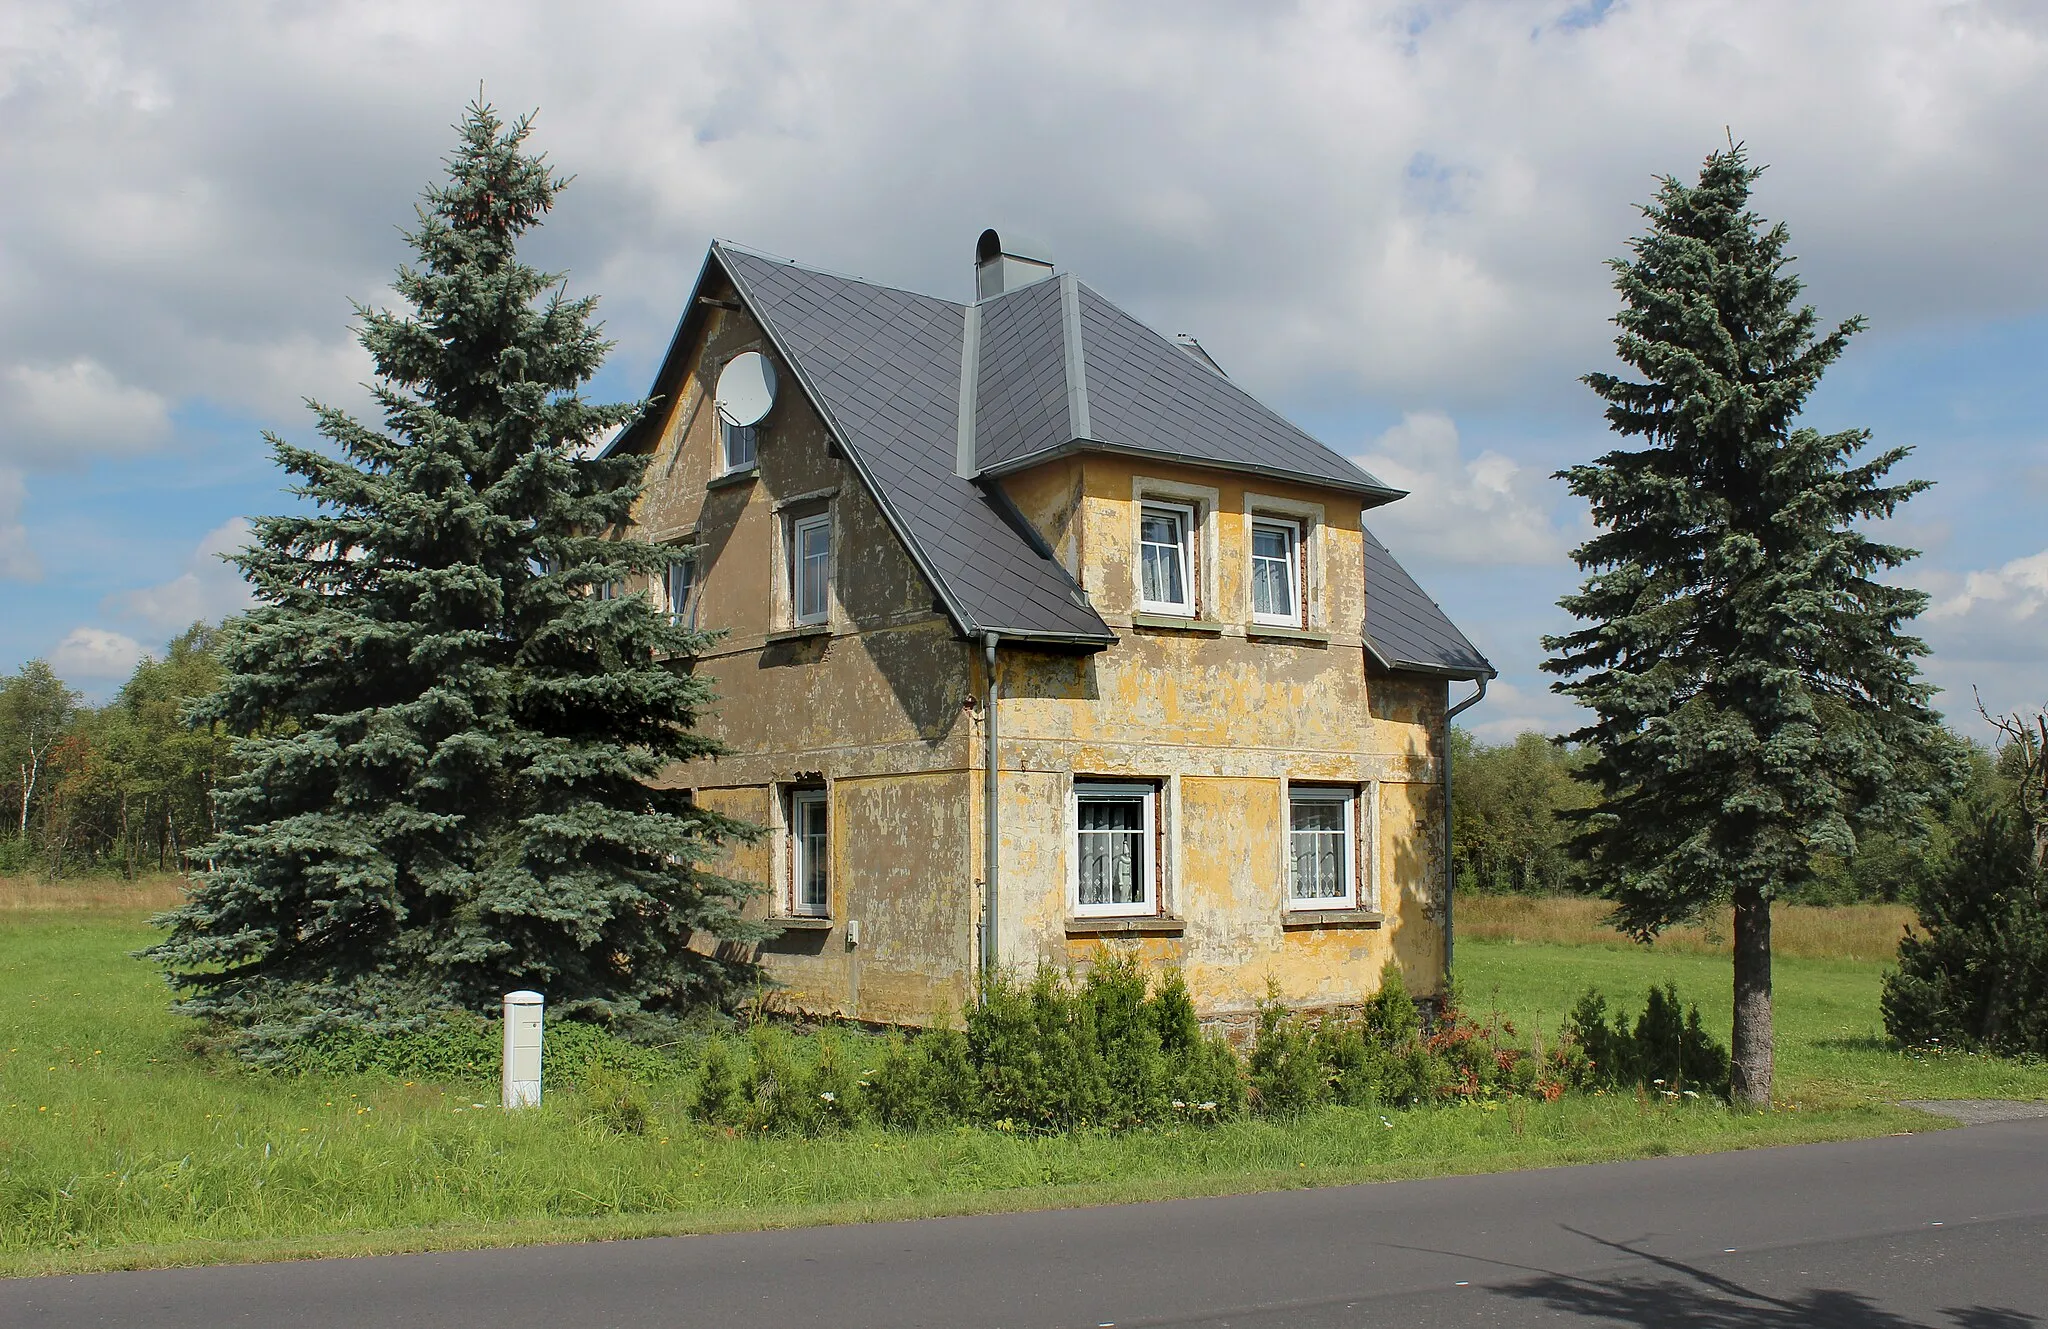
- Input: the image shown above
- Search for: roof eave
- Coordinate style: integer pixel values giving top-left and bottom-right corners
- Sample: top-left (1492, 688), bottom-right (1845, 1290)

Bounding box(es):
top-left (1362, 643), bottom-right (1498, 682)
top-left (983, 438), bottom-right (1407, 508)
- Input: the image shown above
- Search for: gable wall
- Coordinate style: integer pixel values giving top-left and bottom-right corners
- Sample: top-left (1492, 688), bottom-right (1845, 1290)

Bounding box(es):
top-left (624, 289), bottom-right (979, 1025)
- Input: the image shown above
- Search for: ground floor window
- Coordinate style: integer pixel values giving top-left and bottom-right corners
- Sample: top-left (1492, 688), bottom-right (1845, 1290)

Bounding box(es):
top-left (1288, 785), bottom-right (1357, 909)
top-left (789, 787), bottom-right (829, 917)
top-left (1073, 780), bottom-right (1158, 916)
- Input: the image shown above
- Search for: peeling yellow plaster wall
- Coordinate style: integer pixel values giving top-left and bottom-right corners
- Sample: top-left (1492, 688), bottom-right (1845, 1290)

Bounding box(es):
top-left (988, 453), bottom-right (1452, 1010)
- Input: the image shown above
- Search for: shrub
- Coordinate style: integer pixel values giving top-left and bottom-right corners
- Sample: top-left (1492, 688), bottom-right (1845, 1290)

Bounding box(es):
top-left (690, 1035), bottom-right (743, 1126)
top-left (740, 1026), bottom-right (827, 1135)
top-left (1247, 984), bottom-right (1326, 1118)
top-left (1086, 953), bottom-right (1170, 1128)
top-left (580, 1064), bottom-right (653, 1136)
top-left (1883, 806), bottom-right (2048, 1057)
top-left (1565, 983), bottom-right (1731, 1098)
top-left (866, 1026), bottom-right (978, 1131)
top-left (272, 1009), bottom-right (682, 1089)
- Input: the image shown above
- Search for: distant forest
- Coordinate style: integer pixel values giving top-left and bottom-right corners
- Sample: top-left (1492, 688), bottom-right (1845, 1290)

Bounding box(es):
top-left (1, 624), bottom-right (229, 878)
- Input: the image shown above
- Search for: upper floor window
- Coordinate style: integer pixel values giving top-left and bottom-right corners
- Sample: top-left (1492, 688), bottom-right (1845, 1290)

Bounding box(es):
top-left (1073, 780), bottom-right (1158, 917)
top-left (1138, 501), bottom-right (1196, 616)
top-left (790, 511), bottom-right (831, 626)
top-left (1251, 518), bottom-right (1302, 627)
top-left (1288, 786), bottom-right (1356, 909)
top-left (663, 546), bottom-right (700, 628)
top-left (722, 419), bottom-right (757, 473)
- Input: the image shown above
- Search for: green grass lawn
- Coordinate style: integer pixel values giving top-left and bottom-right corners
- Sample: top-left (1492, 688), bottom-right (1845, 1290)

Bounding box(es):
top-left (3, 909), bottom-right (2042, 1277)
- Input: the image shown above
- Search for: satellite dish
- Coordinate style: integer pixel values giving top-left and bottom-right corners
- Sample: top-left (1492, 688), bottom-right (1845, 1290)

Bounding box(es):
top-left (715, 351), bottom-right (777, 427)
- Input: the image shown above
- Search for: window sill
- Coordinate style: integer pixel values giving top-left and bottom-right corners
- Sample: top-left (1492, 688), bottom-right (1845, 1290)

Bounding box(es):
top-left (1065, 915), bottom-right (1185, 937)
top-left (1130, 612), bottom-right (1224, 635)
top-left (1247, 624), bottom-right (1331, 645)
top-left (1281, 908), bottom-right (1383, 929)
top-left (767, 915), bottom-right (833, 931)
top-left (765, 624), bottom-right (830, 643)
top-left (706, 468), bottom-right (759, 491)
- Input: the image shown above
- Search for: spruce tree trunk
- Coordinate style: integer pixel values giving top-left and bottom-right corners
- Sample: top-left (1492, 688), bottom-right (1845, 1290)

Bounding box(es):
top-left (1730, 885), bottom-right (1774, 1106)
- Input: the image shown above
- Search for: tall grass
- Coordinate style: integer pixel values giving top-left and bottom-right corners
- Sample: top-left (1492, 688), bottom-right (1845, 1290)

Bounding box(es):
top-left (0, 874), bottom-right (188, 913)
top-left (1457, 893), bottom-right (1919, 964)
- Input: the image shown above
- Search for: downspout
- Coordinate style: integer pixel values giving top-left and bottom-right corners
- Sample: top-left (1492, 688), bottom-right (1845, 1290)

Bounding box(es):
top-left (1442, 676), bottom-right (1488, 986)
top-left (982, 632), bottom-right (1001, 978)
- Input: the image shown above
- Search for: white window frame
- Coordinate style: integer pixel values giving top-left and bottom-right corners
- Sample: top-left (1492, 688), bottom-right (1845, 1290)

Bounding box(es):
top-left (1070, 780), bottom-right (1159, 918)
top-left (1286, 784), bottom-right (1358, 911)
top-left (1137, 501), bottom-right (1197, 617)
top-left (1250, 517), bottom-right (1304, 628)
top-left (789, 511), bottom-right (831, 627)
top-left (721, 417), bottom-right (757, 474)
top-left (663, 545), bottom-right (700, 628)
top-left (789, 788), bottom-right (830, 918)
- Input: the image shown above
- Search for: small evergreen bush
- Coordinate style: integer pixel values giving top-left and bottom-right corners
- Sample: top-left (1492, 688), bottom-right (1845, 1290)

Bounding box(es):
top-left (1883, 806), bottom-right (2048, 1056)
top-left (866, 1026), bottom-right (979, 1131)
top-left (690, 1035), bottom-right (743, 1126)
top-left (579, 1064), bottom-right (653, 1136)
top-left (1247, 984), bottom-right (1327, 1118)
top-left (1565, 984), bottom-right (1731, 1098)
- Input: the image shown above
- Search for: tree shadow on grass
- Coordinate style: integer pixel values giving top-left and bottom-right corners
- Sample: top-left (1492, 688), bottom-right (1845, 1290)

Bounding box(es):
top-left (1485, 1227), bottom-right (2036, 1329)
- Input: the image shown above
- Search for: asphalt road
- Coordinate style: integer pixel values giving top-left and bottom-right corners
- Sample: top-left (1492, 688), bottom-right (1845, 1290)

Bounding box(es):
top-left (10, 1117), bottom-right (2047, 1328)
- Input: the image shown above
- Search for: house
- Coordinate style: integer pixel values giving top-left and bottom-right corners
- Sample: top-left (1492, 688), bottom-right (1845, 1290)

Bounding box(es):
top-left (607, 230), bottom-right (1493, 1030)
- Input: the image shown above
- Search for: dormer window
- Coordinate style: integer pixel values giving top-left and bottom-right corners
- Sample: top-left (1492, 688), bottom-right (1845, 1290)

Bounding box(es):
top-left (1138, 502), bottom-right (1196, 616)
top-left (1251, 518), bottom-right (1302, 627)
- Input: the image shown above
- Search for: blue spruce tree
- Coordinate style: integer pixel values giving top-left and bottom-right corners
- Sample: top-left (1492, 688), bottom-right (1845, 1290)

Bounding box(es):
top-left (1545, 145), bottom-right (1953, 1104)
top-left (149, 103), bottom-right (765, 1051)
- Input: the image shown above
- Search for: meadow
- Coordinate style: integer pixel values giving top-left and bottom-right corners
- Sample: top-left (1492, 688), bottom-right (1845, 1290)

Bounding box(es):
top-left (3, 880), bottom-right (2042, 1277)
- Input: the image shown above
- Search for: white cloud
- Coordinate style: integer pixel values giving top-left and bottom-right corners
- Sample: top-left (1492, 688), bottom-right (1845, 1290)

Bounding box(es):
top-left (0, 0), bottom-right (2043, 461)
top-left (1355, 412), bottom-right (1572, 566)
top-left (1927, 548), bottom-right (2048, 634)
top-left (0, 359), bottom-right (171, 466)
top-left (0, 469), bottom-right (37, 581)
top-left (48, 625), bottom-right (144, 680)
top-left (1918, 547), bottom-right (2048, 728)
top-left (106, 517), bottom-right (255, 634)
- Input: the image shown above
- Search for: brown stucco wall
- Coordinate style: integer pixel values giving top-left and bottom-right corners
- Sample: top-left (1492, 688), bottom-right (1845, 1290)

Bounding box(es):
top-left (625, 290), bottom-right (977, 1025)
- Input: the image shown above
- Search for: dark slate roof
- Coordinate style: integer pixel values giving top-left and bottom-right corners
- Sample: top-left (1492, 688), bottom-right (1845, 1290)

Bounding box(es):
top-left (1362, 527), bottom-right (1495, 679)
top-left (717, 246), bottom-right (1112, 644)
top-left (973, 277), bottom-right (1071, 473)
top-left (1072, 284), bottom-right (1395, 495)
top-left (614, 241), bottom-right (1490, 671)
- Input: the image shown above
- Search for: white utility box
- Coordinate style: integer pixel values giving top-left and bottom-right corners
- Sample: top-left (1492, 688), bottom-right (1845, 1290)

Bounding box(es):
top-left (502, 990), bottom-right (544, 1109)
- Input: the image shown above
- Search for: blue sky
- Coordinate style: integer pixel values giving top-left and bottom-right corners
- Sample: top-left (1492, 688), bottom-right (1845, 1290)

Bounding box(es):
top-left (4, 1), bottom-right (2044, 742)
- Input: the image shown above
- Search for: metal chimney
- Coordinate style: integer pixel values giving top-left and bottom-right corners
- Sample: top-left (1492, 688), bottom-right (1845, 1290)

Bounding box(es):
top-left (975, 228), bottom-right (1055, 300)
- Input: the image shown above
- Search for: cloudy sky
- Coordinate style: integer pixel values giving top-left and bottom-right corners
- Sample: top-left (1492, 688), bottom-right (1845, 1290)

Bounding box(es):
top-left (3, 0), bottom-right (2043, 739)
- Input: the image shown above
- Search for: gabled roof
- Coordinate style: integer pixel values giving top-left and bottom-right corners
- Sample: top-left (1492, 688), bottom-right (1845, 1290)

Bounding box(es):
top-left (970, 278), bottom-right (1404, 501)
top-left (611, 241), bottom-right (1493, 675)
top-left (714, 247), bottom-right (1112, 645)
